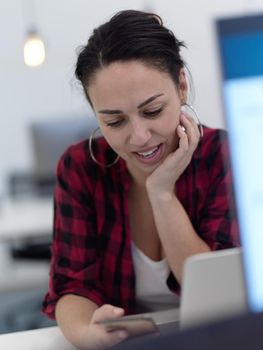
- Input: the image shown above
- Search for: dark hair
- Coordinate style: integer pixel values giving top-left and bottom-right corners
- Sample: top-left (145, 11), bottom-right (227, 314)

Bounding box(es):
top-left (75, 9), bottom-right (186, 104)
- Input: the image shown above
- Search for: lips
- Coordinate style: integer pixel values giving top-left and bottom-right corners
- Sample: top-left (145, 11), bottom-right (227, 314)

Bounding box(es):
top-left (136, 145), bottom-right (159, 158)
top-left (133, 144), bottom-right (164, 164)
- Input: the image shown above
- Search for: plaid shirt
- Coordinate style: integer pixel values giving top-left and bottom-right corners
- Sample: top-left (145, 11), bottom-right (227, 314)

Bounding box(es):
top-left (42, 126), bottom-right (240, 319)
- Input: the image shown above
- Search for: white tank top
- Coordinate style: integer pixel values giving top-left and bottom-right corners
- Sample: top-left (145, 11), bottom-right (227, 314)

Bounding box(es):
top-left (131, 242), bottom-right (179, 312)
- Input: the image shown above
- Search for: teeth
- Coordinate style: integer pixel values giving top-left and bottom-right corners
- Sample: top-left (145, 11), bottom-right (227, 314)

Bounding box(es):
top-left (137, 146), bottom-right (158, 157)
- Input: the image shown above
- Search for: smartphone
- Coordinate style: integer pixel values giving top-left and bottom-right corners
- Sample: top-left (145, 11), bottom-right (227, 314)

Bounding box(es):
top-left (100, 314), bottom-right (159, 338)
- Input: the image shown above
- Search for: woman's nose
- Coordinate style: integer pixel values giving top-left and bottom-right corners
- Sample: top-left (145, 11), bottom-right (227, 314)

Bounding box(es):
top-left (129, 120), bottom-right (151, 147)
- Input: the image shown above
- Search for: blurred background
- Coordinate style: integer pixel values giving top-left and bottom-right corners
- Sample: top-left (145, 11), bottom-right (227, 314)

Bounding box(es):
top-left (0, 0), bottom-right (262, 334)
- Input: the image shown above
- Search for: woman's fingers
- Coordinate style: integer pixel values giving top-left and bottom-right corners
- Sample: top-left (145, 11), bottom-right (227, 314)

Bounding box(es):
top-left (146, 112), bottom-right (201, 192)
top-left (180, 113), bottom-right (200, 137)
top-left (177, 123), bottom-right (189, 151)
top-left (89, 305), bottom-right (128, 349)
top-left (92, 304), bottom-right (125, 323)
top-left (85, 323), bottom-right (128, 350)
top-left (180, 113), bottom-right (200, 151)
top-left (101, 328), bottom-right (128, 348)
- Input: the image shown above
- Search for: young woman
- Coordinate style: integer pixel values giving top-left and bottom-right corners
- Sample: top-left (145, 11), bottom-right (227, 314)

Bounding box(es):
top-left (43, 9), bottom-right (239, 350)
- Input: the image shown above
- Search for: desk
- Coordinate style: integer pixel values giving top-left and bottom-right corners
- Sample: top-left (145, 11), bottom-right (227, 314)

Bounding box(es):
top-left (0, 326), bottom-right (76, 350)
top-left (0, 197), bottom-right (53, 241)
top-left (0, 312), bottom-right (180, 350)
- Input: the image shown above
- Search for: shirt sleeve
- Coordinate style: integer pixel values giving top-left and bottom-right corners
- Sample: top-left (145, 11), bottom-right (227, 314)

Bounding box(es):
top-left (197, 130), bottom-right (240, 250)
top-left (42, 145), bottom-right (105, 319)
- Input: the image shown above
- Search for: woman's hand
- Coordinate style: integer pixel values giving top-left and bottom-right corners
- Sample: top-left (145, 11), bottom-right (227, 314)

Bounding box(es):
top-left (146, 113), bottom-right (200, 198)
top-left (76, 304), bottom-right (128, 350)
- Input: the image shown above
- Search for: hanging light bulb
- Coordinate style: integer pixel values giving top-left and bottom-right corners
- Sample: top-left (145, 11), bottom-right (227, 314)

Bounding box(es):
top-left (24, 29), bottom-right (46, 67)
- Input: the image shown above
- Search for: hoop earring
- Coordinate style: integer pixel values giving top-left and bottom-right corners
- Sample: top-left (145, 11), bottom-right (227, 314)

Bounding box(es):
top-left (181, 103), bottom-right (203, 138)
top-left (88, 127), bottom-right (120, 167)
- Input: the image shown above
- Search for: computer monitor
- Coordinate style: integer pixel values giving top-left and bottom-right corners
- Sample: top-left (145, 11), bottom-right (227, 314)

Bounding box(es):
top-left (216, 13), bottom-right (263, 313)
top-left (30, 115), bottom-right (98, 178)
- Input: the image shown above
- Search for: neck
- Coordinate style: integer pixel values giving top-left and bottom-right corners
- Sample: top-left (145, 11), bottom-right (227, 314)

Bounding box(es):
top-left (126, 163), bottom-right (148, 189)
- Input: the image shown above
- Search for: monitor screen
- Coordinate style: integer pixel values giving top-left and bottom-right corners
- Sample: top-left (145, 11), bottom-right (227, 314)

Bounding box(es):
top-left (216, 14), bottom-right (263, 313)
top-left (30, 115), bottom-right (98, 178)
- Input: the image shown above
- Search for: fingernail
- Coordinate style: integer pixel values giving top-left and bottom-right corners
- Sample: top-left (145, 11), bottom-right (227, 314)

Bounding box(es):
top-left (181, 126), bottom-right (186, 132)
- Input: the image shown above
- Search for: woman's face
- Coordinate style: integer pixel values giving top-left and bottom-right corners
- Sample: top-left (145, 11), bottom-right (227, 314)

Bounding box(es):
top-left (88, 60), bottom-right (187, 179)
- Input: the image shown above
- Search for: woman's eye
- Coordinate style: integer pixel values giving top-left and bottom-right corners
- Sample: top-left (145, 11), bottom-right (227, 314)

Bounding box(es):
top-left (144, 108), bottom-right (163, 117)
top-left (106, 120), bottom-right (124, 128)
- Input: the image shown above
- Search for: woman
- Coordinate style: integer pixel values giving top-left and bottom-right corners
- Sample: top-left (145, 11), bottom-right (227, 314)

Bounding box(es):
top-left (43, 9), bottom-right (239, 350)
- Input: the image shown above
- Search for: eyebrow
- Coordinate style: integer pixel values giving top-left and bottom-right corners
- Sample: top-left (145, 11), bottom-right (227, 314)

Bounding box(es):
top-left (98, 93), bottom-right (164, 115)
top-left (137, 93), bottom-right (164, 109)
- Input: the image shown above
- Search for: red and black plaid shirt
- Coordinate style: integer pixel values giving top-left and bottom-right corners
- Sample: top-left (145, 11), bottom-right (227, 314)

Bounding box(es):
top-left (42, 126), bottom-right (240, 319)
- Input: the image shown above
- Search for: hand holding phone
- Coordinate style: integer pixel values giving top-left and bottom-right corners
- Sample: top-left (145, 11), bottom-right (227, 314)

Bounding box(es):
top-left (100, 314), bottom-right (159, 338)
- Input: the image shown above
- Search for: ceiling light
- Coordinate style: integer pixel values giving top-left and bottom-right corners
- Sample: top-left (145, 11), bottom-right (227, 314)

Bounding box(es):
top-left (24, 30), bottom-right (46, 67)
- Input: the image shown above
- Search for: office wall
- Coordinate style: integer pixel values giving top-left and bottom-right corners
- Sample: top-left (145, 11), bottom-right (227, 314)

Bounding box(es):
top-left (1, 0), bottom-right (263, 195)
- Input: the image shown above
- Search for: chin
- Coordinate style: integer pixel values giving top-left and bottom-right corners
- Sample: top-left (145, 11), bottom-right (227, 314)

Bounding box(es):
top-left (136, 161), bottom-right (163, 175)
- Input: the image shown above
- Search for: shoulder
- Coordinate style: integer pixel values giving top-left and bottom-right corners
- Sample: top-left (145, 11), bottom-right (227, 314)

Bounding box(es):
top-left (56, 138), bottom-right (125, 189)
top-left (200, 126), bottom-right (228, 152)
top-left (57, 137), bottom-right (117, 172)
top-left (194, 126), bottom-right (231, 179)
top-left (196, 126), bottom-right (230, 162)
top-left (56, 139), bottom-right (91, 175)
